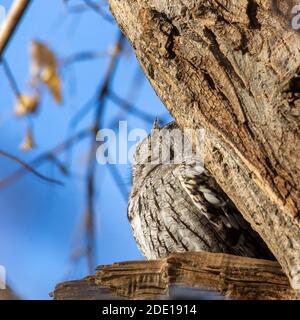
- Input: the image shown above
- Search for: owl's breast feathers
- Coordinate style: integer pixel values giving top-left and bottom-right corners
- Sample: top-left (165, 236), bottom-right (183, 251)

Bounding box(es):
top-left (128, 161), bottom-right (274, 261)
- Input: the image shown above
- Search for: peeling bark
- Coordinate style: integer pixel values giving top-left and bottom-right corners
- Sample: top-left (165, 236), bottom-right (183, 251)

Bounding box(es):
top-left (108, 0), bottom-right (300, 289)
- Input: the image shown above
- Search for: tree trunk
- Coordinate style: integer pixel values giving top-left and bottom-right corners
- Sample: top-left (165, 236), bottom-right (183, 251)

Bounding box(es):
top-left (52, 252), bottom-right (299, 300)
top-left (108, 0), bottom-right (300, 290)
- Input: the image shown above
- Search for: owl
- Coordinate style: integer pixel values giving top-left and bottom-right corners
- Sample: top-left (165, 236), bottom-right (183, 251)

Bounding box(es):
top-left (128, 121), bottom-right (274, 260)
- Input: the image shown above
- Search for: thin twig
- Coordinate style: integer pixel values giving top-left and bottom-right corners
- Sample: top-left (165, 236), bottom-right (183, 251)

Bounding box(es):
top-left (108, 90), bottom-right (156, 124)
top-left (0, 150), bottom-right (63, 187)
top-left (0, 128), bottom-right (92, 189)
top-left (60, 50), bottom-right (108, 66)
top-left (83, 0), bottom-right (114, 23)
top-left (84, 32), bottom-right (125, 273)
top-left (0, 0), bottom-right (32, 57)
top-left (64, 0), bottom-right (114, 23)
top-left (109, 65), bottom-right (145, 126)
top-left (1, 58), bottom-right (22, 99)
top-left (1, 58), bottom-right (35, 127)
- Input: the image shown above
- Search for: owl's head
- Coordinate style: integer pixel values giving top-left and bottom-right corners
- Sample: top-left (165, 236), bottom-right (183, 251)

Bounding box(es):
top-left (134, 120), bottom-right (179, 161)
top-left (130, 121), bottom-right (176, 197)
top-left (130, 120), bottom-right (204, 198)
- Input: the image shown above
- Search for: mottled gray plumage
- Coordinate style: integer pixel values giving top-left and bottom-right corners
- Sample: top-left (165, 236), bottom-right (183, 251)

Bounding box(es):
top-left (128, 122), bottom-right (274, 260)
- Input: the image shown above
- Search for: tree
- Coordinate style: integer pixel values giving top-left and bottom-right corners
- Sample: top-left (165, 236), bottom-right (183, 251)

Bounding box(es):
top-left (53, 0), bottom-right (300, 299)
top-left (1, 0), bottom-right (299, 300)
top-left (108, 0), bottom-right (300, 289)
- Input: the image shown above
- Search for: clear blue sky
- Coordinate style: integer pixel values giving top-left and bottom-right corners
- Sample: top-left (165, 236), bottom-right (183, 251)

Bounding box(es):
top-left (0, 0), bottom-right (172, 299)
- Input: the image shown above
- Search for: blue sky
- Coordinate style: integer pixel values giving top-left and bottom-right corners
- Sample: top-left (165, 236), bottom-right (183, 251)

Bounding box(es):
top-left (0, 0), bottom-right (172, 299)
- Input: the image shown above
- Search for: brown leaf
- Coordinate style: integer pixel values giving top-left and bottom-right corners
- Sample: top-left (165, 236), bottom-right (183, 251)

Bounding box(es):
top-left (42, 67), bottom-right (62, 103)
top-left (15, 94), bottom-right (39, 116)
top-left (31, 40), bottom-right (57, 71)
top-left (30, 41), bottom-right (62, 104)
top-left (20, 128), bottom-right (36, 151)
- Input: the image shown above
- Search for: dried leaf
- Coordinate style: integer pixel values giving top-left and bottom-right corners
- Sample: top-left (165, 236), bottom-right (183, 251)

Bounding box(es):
top-left (42, 67), bottom-right (62, 103)
top-left (31, 40), bottom-right (57, 72)
top-left (20, 128), bottom-right (36, 151)
top-left (30, 41), bottom-right (62, 104)
top-left (15, 94), bottom-right (39, 116)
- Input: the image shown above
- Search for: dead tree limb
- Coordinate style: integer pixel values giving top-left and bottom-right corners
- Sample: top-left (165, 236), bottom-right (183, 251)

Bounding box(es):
top-left (52, 252), bottom-right (300, 300)
top-left (108, 0), bottom-right (300, 289)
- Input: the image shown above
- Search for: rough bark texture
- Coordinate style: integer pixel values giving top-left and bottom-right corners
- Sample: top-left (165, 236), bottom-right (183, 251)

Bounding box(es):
top-left (50, 276), bottom-right (122, 300)
top-left (52, 252), bottom-right (299, 300)
top-left (108, 0), bottom-right (300, 289)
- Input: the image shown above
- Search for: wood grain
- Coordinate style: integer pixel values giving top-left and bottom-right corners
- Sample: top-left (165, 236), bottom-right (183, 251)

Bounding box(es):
top-left (52, 252), bottom-right (299, 300)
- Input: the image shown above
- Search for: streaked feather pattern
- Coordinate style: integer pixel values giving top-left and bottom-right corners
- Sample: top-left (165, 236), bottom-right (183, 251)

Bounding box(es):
top-left (128, 122), bottom-right (274, 260)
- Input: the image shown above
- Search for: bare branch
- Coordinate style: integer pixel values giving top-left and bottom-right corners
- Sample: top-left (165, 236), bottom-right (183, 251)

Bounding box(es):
top-left (0, 149), bottom-right (63, 187)
top-left (0, 0), bottom-right (32, 58)
top-left (69, 95), bottom-right (97, 129)
top-left (84, 32), bottom-right (125, 273)
top-left (108, 90), bottom-right (156, 124)
top-left (1, 58), bottom-right (23, 100)
top-left (83, 0), bottom-right (114, 23)
top-left (60, 50), bottom-right (108, 66)
top-left (0, 128), bottom-right (92, 189)
top-left (64, 0), bottom-right (114, 23)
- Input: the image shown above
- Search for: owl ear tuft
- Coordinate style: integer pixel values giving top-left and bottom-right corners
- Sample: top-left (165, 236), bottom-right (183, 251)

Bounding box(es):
top-left (152, 117), bottom-right (160, 131)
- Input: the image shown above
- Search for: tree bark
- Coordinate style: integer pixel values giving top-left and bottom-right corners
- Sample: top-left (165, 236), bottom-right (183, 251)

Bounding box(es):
top-left (52, 252), bottom-right (299, 300)
top-left (108, 0), bottom-right (300, 289)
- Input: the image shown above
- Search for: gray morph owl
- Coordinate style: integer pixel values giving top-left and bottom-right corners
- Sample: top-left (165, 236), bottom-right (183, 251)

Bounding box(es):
top-left (128, 121), bottom-right (274, 260)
